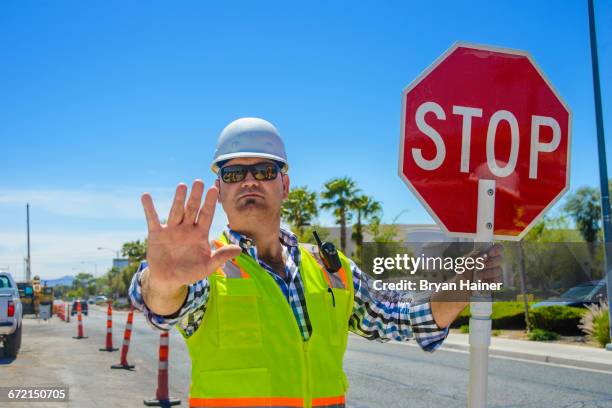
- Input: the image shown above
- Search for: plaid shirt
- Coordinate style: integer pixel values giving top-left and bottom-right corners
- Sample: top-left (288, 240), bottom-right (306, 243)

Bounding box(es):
top-left (129, 227), bottom-right (449, 352)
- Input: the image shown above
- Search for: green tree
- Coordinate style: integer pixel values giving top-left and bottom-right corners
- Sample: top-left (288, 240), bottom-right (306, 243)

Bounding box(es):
top-left (53, 284), bottom-right (70, 299)
top-left (97, 239), bottom-right (149, 299)
top-left (563, 187), bottom-right (603, 279)
top-left (72, 272), bottom-right (95, 295)
top-left (350, 194), bottom-right (382, 258)
top-left (122, 240), bottom-right (147, 263)
top-left (321, 177), bottom-right (360, 253)
top-left (360, 216), bottom-right (410, 273)
top-left (563, 187), bottom-right (601, 243)
top-left (516, 215), bottom-right (594, 291)
top-left (522, 218), bottom-right (547, 242)
top-left (294, 225), bottom-right (332, 246)
top-left (365, 216), bottom-right (401, 243)
top-left (67, 287), bottom-right (85, 300)
top-left (281, 186), bottom-right (318, 236)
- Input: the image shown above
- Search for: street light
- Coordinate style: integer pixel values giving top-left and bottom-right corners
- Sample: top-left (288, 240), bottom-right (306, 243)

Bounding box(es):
top-left (97, 247), bottom-right (121, 259)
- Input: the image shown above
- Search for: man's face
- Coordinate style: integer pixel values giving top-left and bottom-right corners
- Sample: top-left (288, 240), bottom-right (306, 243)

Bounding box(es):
top-left (215, 157), bottom-right (290, 229)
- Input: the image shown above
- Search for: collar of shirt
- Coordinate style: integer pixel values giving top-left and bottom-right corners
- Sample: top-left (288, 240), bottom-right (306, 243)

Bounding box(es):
top-left (222, 226), bottom-right (301, 282)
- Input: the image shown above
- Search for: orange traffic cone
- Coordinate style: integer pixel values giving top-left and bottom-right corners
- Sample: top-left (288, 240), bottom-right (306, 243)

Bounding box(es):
top-left (72, 300), bottom-right (87, 339)
top-left (111, 304), bottom-right (135, 370)
top-left (100, 300), bottom-right (118, 352)
top-left (143, 332), bottom-right (180, 406)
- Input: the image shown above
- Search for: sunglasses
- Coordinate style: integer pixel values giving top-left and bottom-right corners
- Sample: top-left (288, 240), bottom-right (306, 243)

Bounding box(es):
top-left (218, 162), bottom-right (281, 183)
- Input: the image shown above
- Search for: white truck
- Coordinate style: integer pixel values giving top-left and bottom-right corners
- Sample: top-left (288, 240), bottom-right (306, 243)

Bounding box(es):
top-left (0, 271), bottom-right (23, 357)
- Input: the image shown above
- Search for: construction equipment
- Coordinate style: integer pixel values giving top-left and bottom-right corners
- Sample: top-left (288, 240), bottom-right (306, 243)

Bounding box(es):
top-left (18, 275), bottom-right (54, 317)
top-left (17, 282), bottom-right (35, 315)
top-left (38, 285), bottom-right (54, 318)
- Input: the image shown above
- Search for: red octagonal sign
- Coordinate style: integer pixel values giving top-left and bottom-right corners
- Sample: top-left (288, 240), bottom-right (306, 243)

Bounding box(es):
top-left (399, 43), bottom-right (571, 240)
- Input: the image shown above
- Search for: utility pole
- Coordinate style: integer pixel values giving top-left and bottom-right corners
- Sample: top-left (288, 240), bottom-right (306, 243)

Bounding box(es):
top-left (587, 0), bottom-right (612, 351)
top-left (26, 203), bottom-right (31, 282)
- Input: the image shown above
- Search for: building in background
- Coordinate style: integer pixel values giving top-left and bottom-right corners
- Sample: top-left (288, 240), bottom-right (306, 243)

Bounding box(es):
top-left (112, 258), bottom-right (129, 271)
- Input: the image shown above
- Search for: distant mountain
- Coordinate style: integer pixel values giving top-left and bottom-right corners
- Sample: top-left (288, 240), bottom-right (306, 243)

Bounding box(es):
top-left (41, 275), bottom-right (74, 287)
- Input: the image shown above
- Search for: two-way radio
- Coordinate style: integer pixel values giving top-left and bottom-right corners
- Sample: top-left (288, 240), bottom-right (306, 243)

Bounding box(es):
top-left (312, 230), bottom-right (342, 273)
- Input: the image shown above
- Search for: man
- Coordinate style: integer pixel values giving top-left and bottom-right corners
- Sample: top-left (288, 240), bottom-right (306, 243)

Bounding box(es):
top-left (129, 117), bottom-right (503, 408)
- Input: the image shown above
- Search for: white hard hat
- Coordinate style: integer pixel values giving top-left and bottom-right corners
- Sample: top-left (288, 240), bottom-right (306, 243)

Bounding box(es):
top-left (211, 117), bottom-right (289, 174)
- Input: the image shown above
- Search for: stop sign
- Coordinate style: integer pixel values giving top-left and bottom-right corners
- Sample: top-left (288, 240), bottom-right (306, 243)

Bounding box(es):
top-left (399, 43), bottom-right (571, 240)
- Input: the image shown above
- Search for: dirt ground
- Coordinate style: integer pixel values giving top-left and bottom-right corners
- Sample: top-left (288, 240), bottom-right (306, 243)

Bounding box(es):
top-left (0, 313), bottom-right (188, 408)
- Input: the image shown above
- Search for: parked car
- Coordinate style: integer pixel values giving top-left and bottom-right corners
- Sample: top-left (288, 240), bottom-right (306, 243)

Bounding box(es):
top-left (0, 271), bottom-right (23, 357)
top-left (531, 280), bottom-right (607, 309)
top-left (70, 300), bottom-right (88, 316)
top-left (94, 295), bottom-right (108, 304)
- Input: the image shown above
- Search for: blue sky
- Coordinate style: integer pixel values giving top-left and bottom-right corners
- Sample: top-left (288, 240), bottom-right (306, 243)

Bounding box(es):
top-left (1, 1), bottom-right (610, 279)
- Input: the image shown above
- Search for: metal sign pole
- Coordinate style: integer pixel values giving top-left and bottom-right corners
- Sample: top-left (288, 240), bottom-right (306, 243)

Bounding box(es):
top-left (587, 0), bottom-right (612, 351)
top-left (468, 179), bottom-right (495, 408)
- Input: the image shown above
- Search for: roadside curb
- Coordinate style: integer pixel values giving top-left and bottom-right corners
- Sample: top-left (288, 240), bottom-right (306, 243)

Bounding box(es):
top-left (441, 341), bottom-right (612, 372)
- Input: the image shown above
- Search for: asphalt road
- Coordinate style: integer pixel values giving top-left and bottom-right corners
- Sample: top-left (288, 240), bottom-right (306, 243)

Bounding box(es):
top-left (1, 305), bottom-right (611, 407)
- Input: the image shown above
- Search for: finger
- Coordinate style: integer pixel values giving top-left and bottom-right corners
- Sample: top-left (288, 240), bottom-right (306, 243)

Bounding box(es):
top-left (477, 266), bottom-right (503, 281)
top-left (184, 180), bottom-right (204, 225)
top-left (168, 183), bottom-right (188, 226)
top-left (208, 245), bottom-right (243, 273)
top-left (484, 254), bottom-right (504, 269)
top-left (141, 193), bottom-right (161, 231)
top-left (486, 243), bottom-right (504, 257)
top-left (465, 250), bottom-right (479, 259)
top-left (197, 186), bottom-right (219, 235)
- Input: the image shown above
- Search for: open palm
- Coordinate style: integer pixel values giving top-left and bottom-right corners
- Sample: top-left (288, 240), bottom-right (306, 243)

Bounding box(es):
top-left (141, 180), bottom-right (242, 293)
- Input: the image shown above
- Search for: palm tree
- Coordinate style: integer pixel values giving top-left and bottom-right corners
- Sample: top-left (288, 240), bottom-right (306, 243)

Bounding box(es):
top-left (351, 194), bottom-right (382, 256)
top-left (281, 186), bottom-right (319, 235)
top-left (320, 177), bottom-right (360, 253)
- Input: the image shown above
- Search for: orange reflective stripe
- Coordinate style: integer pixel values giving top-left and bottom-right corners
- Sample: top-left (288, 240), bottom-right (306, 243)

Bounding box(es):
top-left (318, 265), bottom-right (333, 288)
top-left (312, 395), bottom-right (346, 406)
top-left (189, 397), bottom-right (304, 407)
top-left (231, 259), bottom-right (250, 279)
top-left (302, 244), bottom-right (347, 290)
top-left (318, 264), bottom-right (348, 290)
top-left (213, 239), bottom-right (249, 279)
top-left (336, 266), bottom-right (347, 288)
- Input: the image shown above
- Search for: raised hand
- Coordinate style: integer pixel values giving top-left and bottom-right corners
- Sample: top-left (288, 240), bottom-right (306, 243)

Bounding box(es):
top-left (474, 243), bottom-right (504, 284)
top-left (430, 243), bottom-right (504, 328)
top-left (140, 180), bottom-right (242, 314)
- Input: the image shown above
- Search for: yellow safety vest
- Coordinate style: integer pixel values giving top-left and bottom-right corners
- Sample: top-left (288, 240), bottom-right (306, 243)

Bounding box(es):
top-left (180, 235), bottom-right (354, 408)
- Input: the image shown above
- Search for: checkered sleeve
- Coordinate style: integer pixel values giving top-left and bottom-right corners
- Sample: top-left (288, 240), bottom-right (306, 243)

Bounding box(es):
top-left (348, 259), bottom-right (449, 352)
top-left (128, 260), bottom-right (210, 332)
